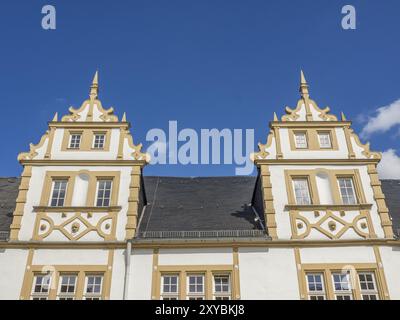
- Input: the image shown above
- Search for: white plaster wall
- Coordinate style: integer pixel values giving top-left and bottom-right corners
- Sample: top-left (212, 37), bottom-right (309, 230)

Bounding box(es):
top-left (32, 249), bottom-right (109, 265)
top-left (378, 246), bottom-right (400, 300)
top-left (19, 166), bottom-right (132, 242)
top-left (51, 128), bottom-right (121, 160)
top-left (110, 249), bottom-right (126, 300)
top-left (0, 249), bottom-right (29, 300)
top-left (128, 249), bottom-right (154, 300)
top-left (299, 246), bottom-right (375, 264)
top-left (158, 248), bottom-right (233, 265)
top-left (269, 164), bottom-right (384, 239)
top-left (239, 247), bottom-right (299, 300)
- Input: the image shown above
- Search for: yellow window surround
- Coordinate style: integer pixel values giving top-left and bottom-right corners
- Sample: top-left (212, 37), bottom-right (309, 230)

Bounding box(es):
top-left (40, 171), bottom-right (120, 208)
top-left (61, 129), bottom-right (111, 152)
top-left (284, 169), bottom-right (367, 207)
top-left (288, 128), bottom-right (339, 151)
top-left (153, 265), bottom-right (237, 300)
top-left (299, 264), bottom-right (386, 300)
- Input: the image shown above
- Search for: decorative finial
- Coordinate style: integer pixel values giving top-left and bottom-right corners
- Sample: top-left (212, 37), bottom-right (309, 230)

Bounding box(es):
top-left (89, 71), bottom-right (99, 100)
top-left (122, 112), bottom-right (127, 122)
top-left (299, 70), bottom-right (309, 98)
top-left (341, 112), bottom-right (347, 121)
top-left (52, 112), bottom-right (58, 122)
top-left (273, 112), bottom-right (278, 121)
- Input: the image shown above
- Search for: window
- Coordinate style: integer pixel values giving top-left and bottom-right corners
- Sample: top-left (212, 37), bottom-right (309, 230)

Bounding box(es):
top-left (318, 132), bottom-right (332, 149)
top-left (50, 180), bottom-right (68, 207)
top-left (338, 177), bottom-right (357, 205)
top-left (358, 272), bottom-right (379, 300)
top-left (161, 275), bottom-right (179, 300)
top-left (69, 134), bottom-right (82, 149)
top-left (293, 178), bottom-right (312, 205)
top-left (96, 180), bottom-right (112, 207)
top-left (213, 275), bottom-right (231, 300)
top-left (332, 272), bottom-right (353, 300)
top-left (57, 275), bottom-right (77, 300)
top-left (31, 274), bottom-right (51, 300)
top-left (187, 274), bottom-right (205, 300)
top-left (306, 273), bottom-right (326, 300)
top-left (294, 132), bottom-right (308, 149)
top-left (84, 275), bottom-right (104, 300)
top-left (93, 134), bottom-right (106, 149)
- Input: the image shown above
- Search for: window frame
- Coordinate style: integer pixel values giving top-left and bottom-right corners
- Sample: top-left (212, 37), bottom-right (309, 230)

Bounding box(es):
top-left (161, 274), bottom-right (180, 300)
top-left (92, 132), bottom-right (106, 150)
top-left (337, 176), bottom-right (358, 205)
top-left (317, 131), bottom-right (333, 149)
top-left (294, 131), bottom-right (308, 149)
top-left (306, 272), bottom-right (327, 300)
top-left (68, 132), bottom-right (82, 149)
top-left (95, 179), bottom-right (113, 207)
top-left (331, 271), bottom-right (353, 300)
top-left (187, 274), bottom-right (206, 300)
top-left (292, 177), bottom-right (312, 205)
top-left (358, 272), bottom-right (380, 300)
top-left (83, 274), bottom-right (104, 300)
top-left (57, 274), bottom-right (78, 300)
top-left (49, 179), bottom-right (68, 207)
top-left (31, 273), bottom-right (52, 300)
top-left (213, 274), bottom-right (232, 300)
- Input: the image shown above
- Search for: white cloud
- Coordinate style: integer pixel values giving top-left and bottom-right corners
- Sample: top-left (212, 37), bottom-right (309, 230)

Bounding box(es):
top-left (377, 149), bottom-right (400, 179)
top-left (361, 99), bottom-right (400, 138)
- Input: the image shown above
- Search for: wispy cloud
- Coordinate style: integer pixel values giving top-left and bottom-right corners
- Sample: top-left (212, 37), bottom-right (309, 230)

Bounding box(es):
top-left (377, 149), bottom-right (400, 179)
top-left (360, 99), bottom-right (400, 138)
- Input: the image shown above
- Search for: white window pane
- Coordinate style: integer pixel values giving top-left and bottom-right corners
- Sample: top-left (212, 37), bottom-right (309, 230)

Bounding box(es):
top-left (84, 275), bottom-right (104, 300)
top-left (306, 273), bottom-right (326, 300)
top-left (293, 179), bottom-right (311, 205)
top-left (69, 134), bottom-right (81, 149)
top-left (50, 180), bottom-right (68, 207)
top-left (93, 134), bottom-right (106, 149)
top-left (318, 133), bottom-right (332, 148)
top-left (295, 133), bottom-right (308, 149)
top-left (358, 272), bottom-right (379, 300)
top-left (96, 180), bottom-right (112, 207)
top-left (338, 178), bottom-right (357, 205)
top-left (213, 275), bottom-right (231, 300)
top-left (161, 275), bottom-right (180, 300)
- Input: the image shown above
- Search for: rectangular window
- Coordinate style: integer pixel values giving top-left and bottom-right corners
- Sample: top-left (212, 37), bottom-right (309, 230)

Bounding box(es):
top-left (93, 134), bottom-right (106, 149)
top-left (50, 180), bottom-right (68, 207)
top-left (187, 274), bottom-right (205, 300)
top-left (358, 272), bottom-right (379, 300)
top-left (293, 178), bottom-right (312, 205)
top-left (84, 275), bottom-right (104, 300)
top-left (213, 275), bottom-right (231, 300)
top-left (96, 180), bottom-right (112, 207)
top-left (306, 273), bottom-right (326, 300)
top-left (161, 275), bottom-right (179, 300)
top-left (318, 132), bottom-right (332, 149)
top-left (57, 274), bottom-right (77, 300)
top-left (69, 134), bottom-right (82, 149)
top-left (31, 274), bottom-right (51, 300)
top-left (294, 132), bottom-right (308, 149)
top-left (332, 272), bottom-right (353, 300)
top-left (338, 177), bottom-right (357, 205)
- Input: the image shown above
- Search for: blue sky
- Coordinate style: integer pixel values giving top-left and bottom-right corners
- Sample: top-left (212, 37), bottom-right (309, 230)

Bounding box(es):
top-left (1, 0), bottom-right (400, 177)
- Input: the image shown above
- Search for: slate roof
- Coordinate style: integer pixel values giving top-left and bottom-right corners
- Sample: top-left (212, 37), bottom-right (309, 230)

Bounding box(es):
top-left (0, 178), bottom-right (20, 239)
top-left (136, 176), bottom-right (266, 239)
top-left (0, 177), bottom-right (399, 240)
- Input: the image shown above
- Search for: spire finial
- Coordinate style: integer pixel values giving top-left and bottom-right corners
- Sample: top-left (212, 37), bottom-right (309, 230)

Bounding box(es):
top-left (89, 71), bottom-right (99, 100)
top-left (52, 112), bottom-right (58, 122)
top-left (299, 70), bottom-right (309, 98)
top-left (273, 112), bottom-right (278, 121)
top-left (122, 112), bottom-right (127, 122)
top-left (341, 112), bottom-right (347, 121)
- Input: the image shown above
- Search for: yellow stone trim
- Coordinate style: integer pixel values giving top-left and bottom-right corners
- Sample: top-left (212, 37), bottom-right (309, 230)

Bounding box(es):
top-left (10, 166), bottom-right (32, 240)
top-left (284, 170), bottom-right (320, 205)
top-left (151, 249), bottom-right (159, 300)
top-left (61, 98), bottom-right (118, 123)
top-left (44, 127), bottom-right (56, 159)
top-left (367, 164), bottom-right (394, 238)
top-left (125, 166), bottom-right (142, 239)
top-left (343, 125), bottom-right (356, 159)
top-left (349, 128), bottom-right (381, 160)
top-left (20, 159), bottom-right (148, 166)
top-left (232, 248), bottom-right (241, 300)
top-left (273, 127), bottom-right (283, 159)
top-left (19, 249), bottom-right (34, 299)
top-left (18, 131), bottom-right (49, 161)
top-left (259, 165), bottom-right (277, 239)
top-left (373, 246), bottom-right (390, 300)
top-left (294, 248), bottom-right (306, 300)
